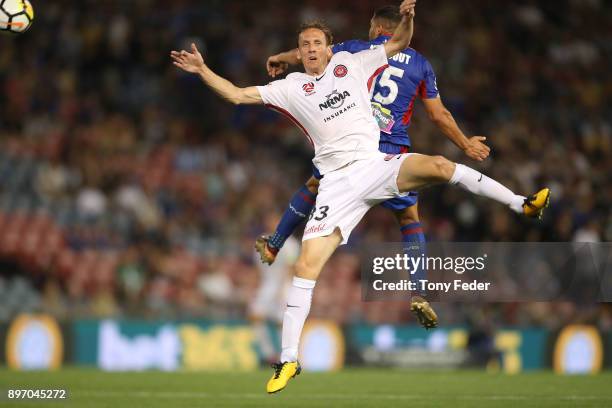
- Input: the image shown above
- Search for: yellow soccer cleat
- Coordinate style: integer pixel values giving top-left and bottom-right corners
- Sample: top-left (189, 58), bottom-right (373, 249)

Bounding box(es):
top-left (266, 361), bottom-right (301, 394)
top-left (255, 235), bottom-right (278, 265)
top-left (522, 188), bottom-right (551, 219)
top-left (411, 296), bottom-right (438, 330)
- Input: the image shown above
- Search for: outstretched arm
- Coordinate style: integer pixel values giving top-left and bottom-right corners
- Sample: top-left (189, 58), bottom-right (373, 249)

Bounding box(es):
top-left (422, 97), bottom-right (490, 162)
top-left (267, 49), bottom-right (300, 78)
top-left (383, 0), bottom-right (416, 58)
top-left (171, 43), bottom-right (262, 105)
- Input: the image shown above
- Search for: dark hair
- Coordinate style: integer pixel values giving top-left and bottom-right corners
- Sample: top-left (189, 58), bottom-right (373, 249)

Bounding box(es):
top-left (298, 20), bottom-right (333, 46)
top-left (372, 5), bottom-right (401, 31)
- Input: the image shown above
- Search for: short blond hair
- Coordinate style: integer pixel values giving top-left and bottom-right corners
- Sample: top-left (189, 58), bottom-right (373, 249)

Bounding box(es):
top-left (297, 20), bottom-right (334, 46)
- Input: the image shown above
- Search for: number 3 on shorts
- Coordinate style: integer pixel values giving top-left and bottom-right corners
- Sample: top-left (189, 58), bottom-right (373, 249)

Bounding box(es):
top-left (309, 205), bottom-right (329, 221)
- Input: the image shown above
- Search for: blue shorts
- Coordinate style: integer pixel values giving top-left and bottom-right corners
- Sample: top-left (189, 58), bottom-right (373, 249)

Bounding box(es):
top-left (378, 142), bottom-right (418, 210)
top-left (312, 141), bottom-right (418, 211)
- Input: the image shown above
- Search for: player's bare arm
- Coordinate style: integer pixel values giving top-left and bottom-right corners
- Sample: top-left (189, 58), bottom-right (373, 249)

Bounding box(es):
top-left (422, 97), bottom-right (491, 162)
top-left (383, 0), bottom-right (415, 58)
top-left (171, 43), bottom-right (263, 105)
top-left (267, 49), bottom-right (299, 78)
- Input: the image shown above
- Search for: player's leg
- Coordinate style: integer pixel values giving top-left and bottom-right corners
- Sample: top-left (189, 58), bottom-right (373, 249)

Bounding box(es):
top-left (267, 229), bottom-right (342, 394)
top-left (267, 161), bottom-right (374, 393)
top-left (388, 201), bottom-right (438, 329)
top-left (393, 202), bottom-right (426, 292)
top-left (396, 154), bottom-right (550, 217)
top-left (382, 197), bottom-right (427, 294)
top-left (280, 229), bottom-right (342, 361)
top-left (256, 176), bottom-right (320, 264)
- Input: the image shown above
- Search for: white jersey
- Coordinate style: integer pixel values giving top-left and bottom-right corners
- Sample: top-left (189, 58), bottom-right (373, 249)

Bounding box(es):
top-left (257, 46), bottom-right (389, 175)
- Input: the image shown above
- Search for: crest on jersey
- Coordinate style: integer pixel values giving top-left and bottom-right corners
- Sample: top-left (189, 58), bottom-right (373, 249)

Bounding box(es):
top-left (302, 82), bottom-right (315, 95)
top-left (333, 64), bottom-right (348, 78)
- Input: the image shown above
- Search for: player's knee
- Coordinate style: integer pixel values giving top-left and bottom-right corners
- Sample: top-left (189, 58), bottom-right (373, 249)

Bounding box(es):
top-left (395, 207), bottom-right (419, 226)
top-left (431, 155), bottom-right (456, 181)
top-left (294, 259), bottom-right (319, 281)
top-left (305, 177), bottom-right (320, 194)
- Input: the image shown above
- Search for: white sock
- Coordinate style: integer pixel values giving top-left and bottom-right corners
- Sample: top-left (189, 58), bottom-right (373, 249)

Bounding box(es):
top-left (279, 277), bottom-right (316, 363)
top-left (450, 164), bottom-right (525, 213)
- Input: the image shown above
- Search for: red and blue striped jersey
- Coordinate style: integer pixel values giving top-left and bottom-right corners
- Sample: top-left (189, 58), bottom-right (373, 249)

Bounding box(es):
top-left (332, 35), bottom-right (439, 146)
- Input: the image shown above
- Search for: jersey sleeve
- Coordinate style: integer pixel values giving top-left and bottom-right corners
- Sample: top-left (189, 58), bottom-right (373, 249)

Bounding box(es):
top-left (256, 79), bottom-right (290, 108)
top-left (353, 46), bottom-right (389, 78)
top-left (420, 59), bottom-right (440, 99)
top-left (332, 39), bottom-right (371, 54)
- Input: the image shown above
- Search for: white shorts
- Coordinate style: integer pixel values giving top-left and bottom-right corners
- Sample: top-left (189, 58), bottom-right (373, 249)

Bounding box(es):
top-left (303, 152), bottom-right (412, 245)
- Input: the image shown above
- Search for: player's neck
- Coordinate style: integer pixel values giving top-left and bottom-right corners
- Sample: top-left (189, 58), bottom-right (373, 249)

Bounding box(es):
top-left (305, 70), bottom-right (324, 76)
top-left (304, 63), bottom-right (327, 77)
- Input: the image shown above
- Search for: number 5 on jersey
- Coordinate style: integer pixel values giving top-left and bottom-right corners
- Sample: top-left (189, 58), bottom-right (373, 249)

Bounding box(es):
top-left (373, 66), bottom-right (405, 105)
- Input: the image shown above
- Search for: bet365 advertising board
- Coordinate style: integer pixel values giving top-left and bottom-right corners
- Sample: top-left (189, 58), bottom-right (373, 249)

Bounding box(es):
top-left (2, 314), bottom-right (609, 373)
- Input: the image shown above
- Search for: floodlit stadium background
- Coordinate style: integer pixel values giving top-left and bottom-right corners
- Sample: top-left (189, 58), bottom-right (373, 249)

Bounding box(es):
top-left (0, 0), bottom-right (610, 375)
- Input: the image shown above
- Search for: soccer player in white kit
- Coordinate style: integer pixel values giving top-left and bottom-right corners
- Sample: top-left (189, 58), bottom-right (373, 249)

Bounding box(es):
top-left (171, 0), bottom-right (550, 393)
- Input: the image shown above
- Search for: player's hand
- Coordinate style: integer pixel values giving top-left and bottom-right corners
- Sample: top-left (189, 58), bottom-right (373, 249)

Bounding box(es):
top-left (171, 43), bottom-right (205, 74)
top-left (266, 54), bottom-right (289, 78)
top-left (463, 136), bottom-right (491, 162)
top-left (399, 0), bottom-right (416, 16)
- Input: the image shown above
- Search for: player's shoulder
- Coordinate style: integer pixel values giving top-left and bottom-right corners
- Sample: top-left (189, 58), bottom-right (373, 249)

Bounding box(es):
top-left (285, 72), bottom-right (304, 81)
top-left (329, 51), bottom-right (358, 67)
top-left (335, 45), bottom-right (382, 61)
top-left (405, 47), bottom-right (431, 64)
top-left (331, 50), bottom-right (353, 60)
top-left (341, 38), bottom-right (369, 46)
top-left (333, 38), bottom-right (370, 53)
top-left (262, 73), bottom-right (307, 94)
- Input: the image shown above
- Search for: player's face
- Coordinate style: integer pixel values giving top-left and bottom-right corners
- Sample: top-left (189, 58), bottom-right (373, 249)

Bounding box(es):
top-left (298, 28), bottom-right (332, 75)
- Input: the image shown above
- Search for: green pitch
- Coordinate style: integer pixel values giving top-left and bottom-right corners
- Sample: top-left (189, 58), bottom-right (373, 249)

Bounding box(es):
top-left (1, 368), bottom-right (611, 408)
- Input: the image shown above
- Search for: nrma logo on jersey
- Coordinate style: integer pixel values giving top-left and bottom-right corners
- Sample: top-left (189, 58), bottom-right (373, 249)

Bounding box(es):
top-left (319, 89), bottom-right (351, 110)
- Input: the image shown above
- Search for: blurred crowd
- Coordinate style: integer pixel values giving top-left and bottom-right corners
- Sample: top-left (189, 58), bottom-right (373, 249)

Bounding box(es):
top-left (0, 0), bottom-right (610, 326)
